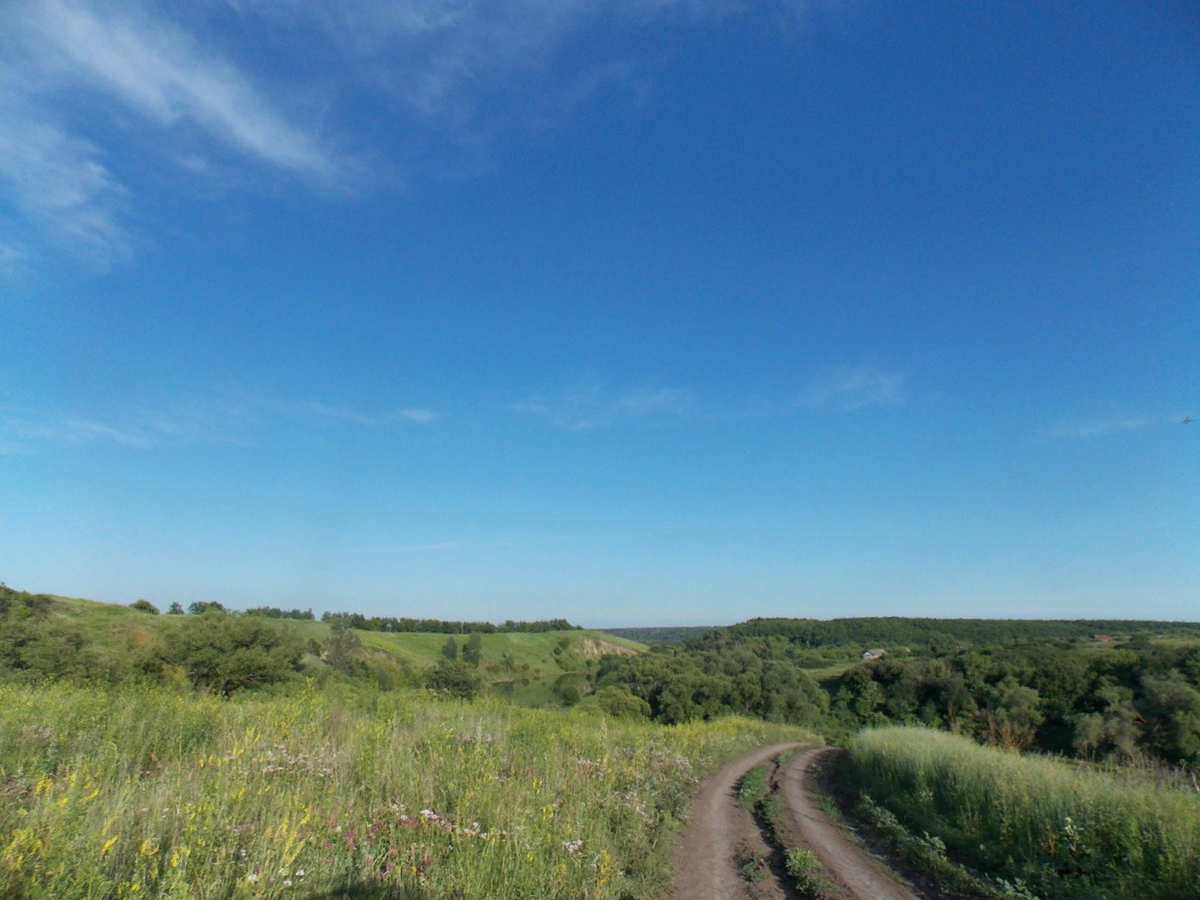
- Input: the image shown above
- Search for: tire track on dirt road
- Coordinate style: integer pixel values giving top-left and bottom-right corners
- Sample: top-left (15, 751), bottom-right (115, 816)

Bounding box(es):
top-left (672, 743), bottom-right (926, 900)
top-left (781, 747), bottom-right (921, 900)
top-left (670, 742), bottom-right (801, 900)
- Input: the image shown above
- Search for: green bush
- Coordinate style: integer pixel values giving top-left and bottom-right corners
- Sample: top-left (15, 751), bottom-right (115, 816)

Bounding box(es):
top-left (580, 685), bottom-right (652, 720)
top-left (424, 659), bottom-right (482, 699)
top-left (164, 612), bottom-right (304, 696)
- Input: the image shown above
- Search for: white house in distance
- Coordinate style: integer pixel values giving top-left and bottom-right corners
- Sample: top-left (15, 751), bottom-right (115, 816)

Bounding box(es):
top-left (862, 648), bottom-right (887, 661)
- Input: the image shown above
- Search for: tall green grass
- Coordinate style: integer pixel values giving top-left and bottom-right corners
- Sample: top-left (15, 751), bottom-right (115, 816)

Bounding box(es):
top-left (848, 726), bottom-right (1200, 900)
top-left (0, 682), bottom-right (811, 899)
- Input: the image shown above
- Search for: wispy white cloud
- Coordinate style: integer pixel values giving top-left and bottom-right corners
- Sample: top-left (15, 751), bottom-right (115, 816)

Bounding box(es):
top-left (21, 0), bottom-right (341, 176)
top-left (258, 398), bottom-right (439, 427)
top-left (801, 363), bottom-right (905, 411)
top-left (512, 386), bottom-right (686, 431)
top-left (0, 0), bottom-right (347, 268)
top-left (1049, 414), bottom-right (1156, 440)
top-left (0, 438), bottom-right (34, 457)
top-left (0, 390), bottom-right (437, 452)
top-left (1, 0), bottom-right (823, 268)
top-left (0, 100), bottom-right (132, 264)
top-left (0, 238), bottom-right (33, 279)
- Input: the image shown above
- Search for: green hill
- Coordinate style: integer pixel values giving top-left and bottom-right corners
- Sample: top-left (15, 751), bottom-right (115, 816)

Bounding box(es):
top-left (7, 588), bottom-right (646, 707)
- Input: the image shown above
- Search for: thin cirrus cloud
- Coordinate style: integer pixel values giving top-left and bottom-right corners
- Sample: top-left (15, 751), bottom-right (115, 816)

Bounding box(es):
top-left (511, 387), bottom-right (688, 431)
top-left (0, 0), bottom-right (347, 268)
top-left (0, 0), bottom-right (824, 270)
top-left (800, 363), bottom-right (906, 412)
top-left (24, 1), bottom-right (339, 175)
top-left (256, 398), bottom-right (438, 427)
top-left (1048, 414), bottom-right (1157, 440)
top-left (0, 106), bottom-right (132, 264)
top-left (0, 392), bottom-right (437, 454)
top-left (511, 365), bottom-right (909, 431)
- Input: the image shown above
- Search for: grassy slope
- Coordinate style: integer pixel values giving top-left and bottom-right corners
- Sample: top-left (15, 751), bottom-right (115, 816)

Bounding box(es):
top-left (1, 681), bottom-right (814, 900)
top-left (43, 594), bottom-right (647, 705)
top-left (847, 726), bottom-right (1200, 900)
top-left (357, 628), bottom-right (645, 668)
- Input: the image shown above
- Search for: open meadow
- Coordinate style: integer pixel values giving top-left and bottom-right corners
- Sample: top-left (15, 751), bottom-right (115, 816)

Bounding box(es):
top-left (0, 681), bottom-right (811, 900)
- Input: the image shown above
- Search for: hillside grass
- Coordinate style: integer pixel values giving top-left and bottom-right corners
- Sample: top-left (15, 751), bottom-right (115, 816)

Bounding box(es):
top-left (847, 726), bottom-right (1200, 900)
top-left (41, 596), bottom-right (646, 706)
top-left (357, 629), bottom-right (644, 670)
top-left (0, 681), bottom-right (812, 900)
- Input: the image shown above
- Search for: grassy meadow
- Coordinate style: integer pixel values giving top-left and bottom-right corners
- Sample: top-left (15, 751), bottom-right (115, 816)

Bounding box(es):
top-left (0, 681), bottom-right (813, 900)
top-left (847, 726), bottom-right (1200, 900)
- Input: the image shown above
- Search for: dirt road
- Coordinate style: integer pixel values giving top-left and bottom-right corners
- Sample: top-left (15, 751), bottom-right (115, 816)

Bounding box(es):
top-left (671, 744), bottom-right (922, 900)
top-left (670, 742), bottom-right (800, 900)
top-left (781, 747), bottom-right (920, 900)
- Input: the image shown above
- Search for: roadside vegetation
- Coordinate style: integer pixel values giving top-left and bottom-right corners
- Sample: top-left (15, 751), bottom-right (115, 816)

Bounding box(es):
top-left (846, 727), bottom-right (1200, 900)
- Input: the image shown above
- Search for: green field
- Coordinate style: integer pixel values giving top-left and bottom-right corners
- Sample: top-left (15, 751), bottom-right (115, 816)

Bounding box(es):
top-left (0, 681), bottom-right (812, 900)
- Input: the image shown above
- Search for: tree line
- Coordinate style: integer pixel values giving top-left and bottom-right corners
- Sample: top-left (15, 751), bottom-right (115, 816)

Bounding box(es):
top-left (317, 611), bottom-right (580, 634)
top-left (825, 639), bottom-right (1200, 767)
top-left (127, 596), bottom-right (575, 632)
top-left (727, 616), bottom-right (1200, 649)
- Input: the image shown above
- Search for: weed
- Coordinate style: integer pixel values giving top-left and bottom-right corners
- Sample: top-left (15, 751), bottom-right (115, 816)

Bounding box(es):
top-left (737, 764), bottom-right (769, 811)
top-left (738, 849), bottom-right (771, 883)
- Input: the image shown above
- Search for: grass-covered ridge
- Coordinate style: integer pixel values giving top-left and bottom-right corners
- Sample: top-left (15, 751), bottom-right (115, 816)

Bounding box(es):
top-left (1, 587), bottom-right (646, 707)
top-left (1, 681), bottom-right (813, 899)
top-left (847, 726), bottom-right (1200, 900)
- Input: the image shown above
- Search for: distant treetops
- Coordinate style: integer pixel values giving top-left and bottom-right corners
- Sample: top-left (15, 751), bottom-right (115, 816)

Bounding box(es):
top-left (317, 611), bottom-right (580, 634)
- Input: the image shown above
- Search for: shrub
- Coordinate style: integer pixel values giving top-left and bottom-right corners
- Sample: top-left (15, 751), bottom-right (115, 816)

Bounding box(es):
top-left (425, 659), bottom-right (482, 699)
top-left (164, 612), bottom-right (304, 696)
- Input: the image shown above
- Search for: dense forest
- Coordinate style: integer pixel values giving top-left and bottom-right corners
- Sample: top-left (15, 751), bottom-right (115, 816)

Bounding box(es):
top-left (597, 621), bottom-right (1200, 768)
top-left (726, 615), bottom-right (1200, 648)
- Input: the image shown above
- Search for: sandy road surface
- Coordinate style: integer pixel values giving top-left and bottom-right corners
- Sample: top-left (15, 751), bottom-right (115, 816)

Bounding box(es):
top-left (670, 742), bottom-right (800, 900)
top-left (781, 747), bottom-right (921, 900)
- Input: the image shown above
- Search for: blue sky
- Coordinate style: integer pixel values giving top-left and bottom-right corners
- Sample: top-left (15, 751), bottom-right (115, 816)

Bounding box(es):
top-left (1, 0), bottom-right (1196, 625)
